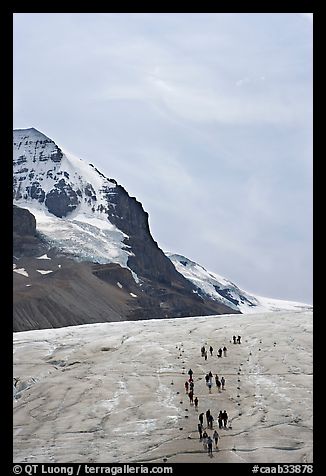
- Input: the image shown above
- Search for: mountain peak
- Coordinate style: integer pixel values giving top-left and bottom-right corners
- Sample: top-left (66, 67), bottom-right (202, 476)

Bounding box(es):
top-left (13, 128), bottom-right (119, 219)
top-left (13, 127), bottom-right (51, 142)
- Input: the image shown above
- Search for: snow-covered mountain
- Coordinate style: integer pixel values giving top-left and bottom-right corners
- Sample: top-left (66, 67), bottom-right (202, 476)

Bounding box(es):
top-left (13, 128), bottom-right (236, 330)
top-left (167, 253), bottom-right (312, 313)
top-left (13, 128), bottom-right (311, 331)
top-left (13, 127), bottom-right (132, 268)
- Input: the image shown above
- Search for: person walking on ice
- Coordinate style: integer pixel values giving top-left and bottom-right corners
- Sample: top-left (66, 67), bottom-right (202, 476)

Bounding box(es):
top-left (237, 336), bottom-right (241, 344)
top-left (218, 411), bottom-right (223, 429)
top-left (194, 396), bottom-right (199, 410)
top-left (184, 381), bottom-right (189, 393)
top-left (207, 436), bottom-right (213, 456)
top-left (202, 430), bottom-right (208, 450)
top-left (206, 409), bottom-right (211, 427)
top-left (209, 345), bottom-right (213, 356)
top-left (188, 390), bottom-right (194, 404)
top-left (215, 375), bottom-right (221, 392)
top-left (232, 335), bottom-right (237, 344)
top-left (213, 430), bottom-right (219, 449)
top-left (198, 423), bottom-right (203, 440)
top-left (199, 412), bottom-right (204, 427)
top-left (221, 376), bottom-right (226, 390)
top-left (188, 368), bottom-right (193, 379)
top-left (222, 410), bottom-right (228, 428)
top-left (208, 413), bottom-right (214, 429)
top-left (223, 346), bottom-right (227, 357)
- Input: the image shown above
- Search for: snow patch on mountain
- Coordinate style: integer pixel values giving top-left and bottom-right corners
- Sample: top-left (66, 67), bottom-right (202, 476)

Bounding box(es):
top-left (15, 202), bottom-right (132, 268)
top-left (13, 268), bottom-right (29, 277)
top-left (36, 254), bottom-right (51, 260)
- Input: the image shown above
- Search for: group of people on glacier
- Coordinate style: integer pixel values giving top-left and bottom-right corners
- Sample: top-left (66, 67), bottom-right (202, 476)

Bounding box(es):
top-left (182, 338), bottom-right (239, 457)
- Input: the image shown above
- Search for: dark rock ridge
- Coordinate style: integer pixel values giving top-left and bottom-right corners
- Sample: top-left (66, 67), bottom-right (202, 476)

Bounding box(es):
top-left (13, 205), bottom-right (47, 257)
top-left (45, 179), bottom-right (80, 218)
top-left (13, 257), bottom-right (235, 332)
top-left (13, 205), bottom-right (36, 236)
top-left (106, 185), bottom-right (186, 285)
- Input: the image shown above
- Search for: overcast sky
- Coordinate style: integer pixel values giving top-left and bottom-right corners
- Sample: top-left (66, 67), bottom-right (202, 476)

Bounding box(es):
top-left (13, 13), bottom-right (313, 304)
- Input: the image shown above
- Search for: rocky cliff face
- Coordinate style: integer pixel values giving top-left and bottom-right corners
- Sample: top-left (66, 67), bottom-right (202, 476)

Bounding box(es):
top-left (13, 205), bottom-right (46, 257)
top-left (107, 185), bottom-right (185, 285)
top-left (13, 205), bottom-right (36, 236)
top-left (13, 128), bottom-right (238, 330)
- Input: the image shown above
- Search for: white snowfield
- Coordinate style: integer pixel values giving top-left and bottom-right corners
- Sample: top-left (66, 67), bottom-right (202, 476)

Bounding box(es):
top-left (14, 203), bottom-right (133, 269)
top-left (36, 254), bottom-right (52, 260)
top-left (13, 310), bottom-right (312, 464)
top-left (13, 267), bottom-right (29, 277)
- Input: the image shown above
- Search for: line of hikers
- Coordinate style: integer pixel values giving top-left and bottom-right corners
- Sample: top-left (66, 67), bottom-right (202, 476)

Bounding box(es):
top-left (186, 369), bottom-right (198, 407)
top-left (198, 409), bottom-right (229, 431)
top-left (204, 371), bottom-right (226, 393)
top-left (199, 429), bottom-right (219, 455)
top-left (186, 370), bottom-right (226, 396)
top-left (201, 345), bottom-right (228, 359)
top-left (181, 338), bottom-right (239, 456)
top-left (197, 409), bottom-right (229, 455)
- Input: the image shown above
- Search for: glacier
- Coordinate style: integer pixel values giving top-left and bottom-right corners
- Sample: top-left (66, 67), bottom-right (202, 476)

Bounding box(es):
top-left (13, 310), bottom-right (312, 463)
